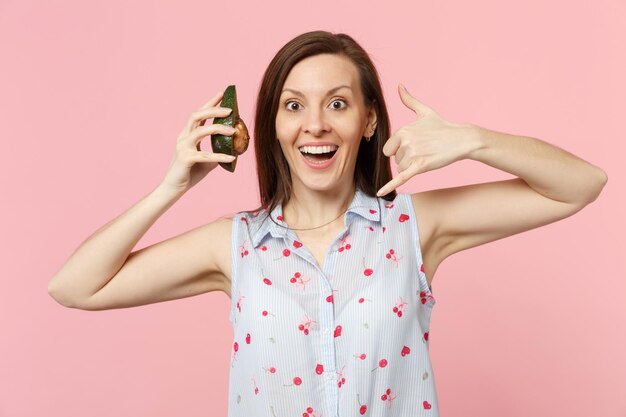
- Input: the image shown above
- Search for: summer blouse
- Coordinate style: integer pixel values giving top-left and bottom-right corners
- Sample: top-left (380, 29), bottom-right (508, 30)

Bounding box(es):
top-left (227, 187), bottom-right (439, 416)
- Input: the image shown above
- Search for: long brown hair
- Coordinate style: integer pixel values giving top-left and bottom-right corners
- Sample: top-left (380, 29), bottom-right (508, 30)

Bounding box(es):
top-left (253, 30), bottom-right (395, 214)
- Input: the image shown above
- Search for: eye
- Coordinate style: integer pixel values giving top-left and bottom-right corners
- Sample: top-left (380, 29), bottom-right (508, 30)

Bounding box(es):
top-left (285, 100), bottom-right (302, 112)
top-left (330, 99), bottom-right (347, 110)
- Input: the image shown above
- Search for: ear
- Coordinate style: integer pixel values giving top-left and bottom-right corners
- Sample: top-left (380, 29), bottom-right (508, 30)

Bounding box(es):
top-left (366, 104), bottom-right (378, 133)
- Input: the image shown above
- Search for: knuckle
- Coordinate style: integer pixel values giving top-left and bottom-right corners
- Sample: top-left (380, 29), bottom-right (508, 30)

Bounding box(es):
top-left (189, 110), bottom-right (201, 121)
top-left (409, 161), bottom-right (421, 175)
top-left (194, 126), bottom-right (209, 137)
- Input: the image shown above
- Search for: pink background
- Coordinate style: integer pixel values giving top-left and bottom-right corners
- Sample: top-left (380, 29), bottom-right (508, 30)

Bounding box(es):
top-left (1, 0), bottom-right (624, 416)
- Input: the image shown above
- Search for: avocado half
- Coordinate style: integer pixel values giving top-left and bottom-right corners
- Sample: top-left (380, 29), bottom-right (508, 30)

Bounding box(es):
top-left (211, 85), bottom-right (250, 172)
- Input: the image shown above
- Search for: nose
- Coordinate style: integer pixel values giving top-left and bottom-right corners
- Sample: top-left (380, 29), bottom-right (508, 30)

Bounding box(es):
top-left (303, 107), bottom-right (331, 136)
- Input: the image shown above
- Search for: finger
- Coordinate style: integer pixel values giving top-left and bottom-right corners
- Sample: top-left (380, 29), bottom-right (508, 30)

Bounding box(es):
top-left (396, 157), bottom-right (410, 174)
top-left (176, 119), bottom-right (236, 143)
top-left (398, 83), bottom-right (432, 117)
top-left (192, 105), bottom-right (233, 130)
top-left (195, 152), bottom-right (237, 164)
top-left (181, 89), bottom-right (227, 136)
top-left (382, 134), bottom-right (401, 157)
top-left (183, 107), bottom-right (233, 139)
top-left (394, 146), bottom-right (407, 168)
top-left (188, 123), bottom-right (236, 145)
top-left (376, 176), bottom-right (402, 197)
top-left (396, 148), bottom-right (420, 173)
top-left (199, 89), bottom-right (226, 110)
top-left (376, 161), bottom-right (421, 196)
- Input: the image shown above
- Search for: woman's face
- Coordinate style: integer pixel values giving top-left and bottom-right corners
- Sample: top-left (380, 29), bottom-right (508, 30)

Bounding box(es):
top-left (275, 53), bottom-right (376, 193)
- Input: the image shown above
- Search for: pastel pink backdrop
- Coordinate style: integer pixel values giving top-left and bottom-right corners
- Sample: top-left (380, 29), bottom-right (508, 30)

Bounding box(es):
top-left (1, 0), bottom-right (623, 416)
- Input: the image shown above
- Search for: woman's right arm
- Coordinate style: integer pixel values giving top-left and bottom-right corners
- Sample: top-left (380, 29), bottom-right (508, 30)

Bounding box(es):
top-left (48, 187), bottom-right (232, 310)
top-left (48, 88), bottom-right (239, 310)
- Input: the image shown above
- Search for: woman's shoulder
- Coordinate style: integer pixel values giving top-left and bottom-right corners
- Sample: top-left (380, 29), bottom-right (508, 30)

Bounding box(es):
top-left (229, 207), bottom-right (274, 241)
top-left (234, 207), bottom-right (270, 223)
top-left (376, 191), bottom-right (436, 245)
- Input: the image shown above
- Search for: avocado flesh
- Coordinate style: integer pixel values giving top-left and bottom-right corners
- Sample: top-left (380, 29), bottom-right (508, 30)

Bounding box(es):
top-left (211, 85), bottom-right (249, 172)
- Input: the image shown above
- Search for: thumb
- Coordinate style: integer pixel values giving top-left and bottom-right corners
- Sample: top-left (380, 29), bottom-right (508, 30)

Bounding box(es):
top-left (398, 83), bottom-right (430, 118)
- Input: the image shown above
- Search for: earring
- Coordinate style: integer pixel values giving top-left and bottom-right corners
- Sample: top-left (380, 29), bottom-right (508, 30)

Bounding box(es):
top-left (365, 127), bottom-right (375, 142)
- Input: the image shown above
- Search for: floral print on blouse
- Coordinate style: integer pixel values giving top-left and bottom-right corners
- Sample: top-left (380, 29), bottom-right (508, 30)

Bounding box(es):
top-left (227, 188), bottom-right (438, 417)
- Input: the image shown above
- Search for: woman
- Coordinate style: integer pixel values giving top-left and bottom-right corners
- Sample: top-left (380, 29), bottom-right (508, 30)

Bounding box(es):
top-left (48, 31), bottom-right (607, 416)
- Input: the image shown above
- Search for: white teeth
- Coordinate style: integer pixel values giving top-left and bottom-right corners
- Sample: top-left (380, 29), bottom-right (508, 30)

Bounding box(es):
top-left (299, 145), bottom-right (339, 154)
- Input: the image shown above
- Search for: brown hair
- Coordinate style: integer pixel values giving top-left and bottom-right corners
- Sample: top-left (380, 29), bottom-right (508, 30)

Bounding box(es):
top-left (253, 30), bottom-right (395, 214)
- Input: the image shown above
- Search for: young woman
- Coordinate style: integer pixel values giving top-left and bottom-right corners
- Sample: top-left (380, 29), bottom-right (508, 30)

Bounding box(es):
top-left (48, 31), bottom-right (607, 416)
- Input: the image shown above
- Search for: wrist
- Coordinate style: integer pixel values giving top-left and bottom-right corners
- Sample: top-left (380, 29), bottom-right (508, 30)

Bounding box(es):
top-left (152, 184), bottom-right (186, 203)
top-left (463, 123), bottom-right (487, 161)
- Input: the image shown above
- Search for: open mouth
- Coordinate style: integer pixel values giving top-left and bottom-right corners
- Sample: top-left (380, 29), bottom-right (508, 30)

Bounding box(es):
top-left (298, 145), bottom-right (338, 163)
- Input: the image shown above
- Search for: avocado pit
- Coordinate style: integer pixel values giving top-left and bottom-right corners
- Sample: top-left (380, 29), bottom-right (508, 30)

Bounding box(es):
top-left (233, 119), bottom-right (250, 155)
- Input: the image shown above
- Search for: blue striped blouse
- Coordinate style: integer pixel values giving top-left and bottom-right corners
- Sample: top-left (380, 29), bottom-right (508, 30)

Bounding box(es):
top-left (227, 187), bottom-right (439, 416)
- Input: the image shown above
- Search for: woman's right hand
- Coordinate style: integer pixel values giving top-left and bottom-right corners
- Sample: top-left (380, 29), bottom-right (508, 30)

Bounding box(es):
top-left (159, 89), bottom-right (238, 194)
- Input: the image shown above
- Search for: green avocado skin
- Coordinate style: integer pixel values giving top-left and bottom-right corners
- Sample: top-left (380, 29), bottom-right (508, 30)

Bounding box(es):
top-left (211, 85), bottom-right (239, 172)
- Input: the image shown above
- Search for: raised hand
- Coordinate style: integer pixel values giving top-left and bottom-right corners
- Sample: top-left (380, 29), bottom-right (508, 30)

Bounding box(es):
top-left (377, 84), bottom-right (476, 196)
top-left (160, 89), bottom-right (238, 194)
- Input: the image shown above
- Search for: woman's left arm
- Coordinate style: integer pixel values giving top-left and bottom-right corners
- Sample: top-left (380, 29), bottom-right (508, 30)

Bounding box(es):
top-left (465, 125), bottom-right (607, 206)
top-left (379, 84), bottom-right (608, 259)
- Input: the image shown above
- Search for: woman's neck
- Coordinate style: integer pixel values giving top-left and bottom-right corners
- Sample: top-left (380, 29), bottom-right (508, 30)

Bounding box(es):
top-left (282, 184), bottom-right (356, 231)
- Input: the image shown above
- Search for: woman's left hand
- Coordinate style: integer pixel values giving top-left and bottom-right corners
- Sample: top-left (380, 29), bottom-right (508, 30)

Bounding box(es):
top-left (377, 84), bottom-right (478, 196)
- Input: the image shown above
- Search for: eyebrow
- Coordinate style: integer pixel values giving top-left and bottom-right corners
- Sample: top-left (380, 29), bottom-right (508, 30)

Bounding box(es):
top-left (281, 85), bottom-right (353, 97)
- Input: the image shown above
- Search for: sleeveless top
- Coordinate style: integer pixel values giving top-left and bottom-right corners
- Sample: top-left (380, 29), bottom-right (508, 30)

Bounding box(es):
top-left (227, 188), bottom-right (439, 416)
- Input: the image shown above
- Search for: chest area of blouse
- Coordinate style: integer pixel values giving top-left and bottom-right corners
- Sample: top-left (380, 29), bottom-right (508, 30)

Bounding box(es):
top-left (239, 223), bottom-right (418, 303)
